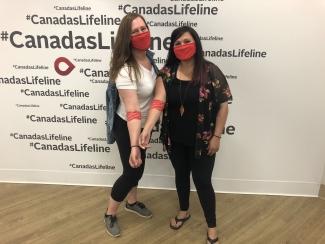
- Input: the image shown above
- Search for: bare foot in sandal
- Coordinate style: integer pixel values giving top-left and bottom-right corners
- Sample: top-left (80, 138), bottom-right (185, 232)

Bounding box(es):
top-left (207, 227), bottom-right (219, 244)
top-left (170, 211), bottom-right (191, 230)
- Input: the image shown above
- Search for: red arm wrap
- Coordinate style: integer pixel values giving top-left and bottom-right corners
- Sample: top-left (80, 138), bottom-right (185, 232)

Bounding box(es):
top-left (150, 99), bottom-right (165, 111)
top-left (126, 111), bottom-right (141, 121)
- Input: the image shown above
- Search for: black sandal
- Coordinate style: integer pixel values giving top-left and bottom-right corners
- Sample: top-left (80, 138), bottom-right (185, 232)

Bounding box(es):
top-left (207, 233), bottom-right (219, 244)
top-left (169, 214), bottom-right (191, 230)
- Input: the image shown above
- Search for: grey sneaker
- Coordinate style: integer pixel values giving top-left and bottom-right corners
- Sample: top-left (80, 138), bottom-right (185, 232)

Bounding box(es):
top-left (104, 214), bottom-right (120, 237)
top-left (125, 201), bottom-right (152, 218)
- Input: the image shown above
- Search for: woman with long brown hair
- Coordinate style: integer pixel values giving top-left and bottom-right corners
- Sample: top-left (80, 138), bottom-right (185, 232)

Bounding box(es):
top-left (104, 13), bottom-right (158, 237)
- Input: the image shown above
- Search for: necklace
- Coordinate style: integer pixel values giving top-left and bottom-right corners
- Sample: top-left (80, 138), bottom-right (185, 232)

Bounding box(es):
top-left (178, 79), bottom-right (190, 116)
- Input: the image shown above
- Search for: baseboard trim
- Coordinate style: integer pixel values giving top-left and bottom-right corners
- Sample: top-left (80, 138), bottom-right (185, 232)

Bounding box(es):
top-left (0, 169), bottom-right (320, 197)
top-left (319, 184), bottom-right (325, 199)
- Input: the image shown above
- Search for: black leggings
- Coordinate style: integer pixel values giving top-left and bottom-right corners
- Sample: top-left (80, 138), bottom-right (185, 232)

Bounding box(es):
top-left (169, 142), bottom-right (216, 228)
top-left (110, 114), bottom-right (146, 202)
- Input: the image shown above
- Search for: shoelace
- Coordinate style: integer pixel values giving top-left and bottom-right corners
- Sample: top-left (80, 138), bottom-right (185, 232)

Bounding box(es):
top-left (136, 202), bottom-right (146, 209)
top-left (109, 215), bottom-right (117, 228)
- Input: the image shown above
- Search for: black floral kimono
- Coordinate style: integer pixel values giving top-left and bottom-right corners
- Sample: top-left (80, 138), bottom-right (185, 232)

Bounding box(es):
top-left (159, 62), bottom-right (233, 158)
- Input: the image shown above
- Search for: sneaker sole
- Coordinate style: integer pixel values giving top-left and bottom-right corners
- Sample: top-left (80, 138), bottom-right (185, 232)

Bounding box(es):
top-left (124, 206), bottom-right (153, 219)
top-left (103, 219), bottom-right (121, 237)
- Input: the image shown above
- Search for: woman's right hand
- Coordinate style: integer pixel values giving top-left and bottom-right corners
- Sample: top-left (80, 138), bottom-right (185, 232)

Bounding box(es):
top-left (139, 129), bottom-right (151, 149)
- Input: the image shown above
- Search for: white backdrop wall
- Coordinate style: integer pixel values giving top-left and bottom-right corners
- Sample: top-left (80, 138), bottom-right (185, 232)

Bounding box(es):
top-left (1, 0), bottom-right (325, 196)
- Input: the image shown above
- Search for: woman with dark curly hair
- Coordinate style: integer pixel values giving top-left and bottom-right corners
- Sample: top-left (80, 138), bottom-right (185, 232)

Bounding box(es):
top-left (139, 26), bottom-right (232, 244)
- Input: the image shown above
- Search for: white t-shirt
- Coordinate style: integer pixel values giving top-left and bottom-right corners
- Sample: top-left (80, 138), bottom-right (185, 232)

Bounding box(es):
top-left (115, 64), bottom-right (157, 127)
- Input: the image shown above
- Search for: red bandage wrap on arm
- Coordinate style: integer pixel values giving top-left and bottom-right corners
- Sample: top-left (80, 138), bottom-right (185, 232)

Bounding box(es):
top-left (150, 99), bottom-right (165, 111)
top-left (126, 111), bottom-right (141, 121)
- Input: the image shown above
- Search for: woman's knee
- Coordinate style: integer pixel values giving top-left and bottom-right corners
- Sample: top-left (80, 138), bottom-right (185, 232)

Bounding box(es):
top-left (122, 168), bottom-right (144, 183)
top-left (192, 174), bottom-right (212, 190)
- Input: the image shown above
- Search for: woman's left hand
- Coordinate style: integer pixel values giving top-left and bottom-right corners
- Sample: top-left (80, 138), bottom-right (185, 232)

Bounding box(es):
top-left (129, 147), bottom-right (142, 168)
top-left (207, 137), bottom-right (220, 156)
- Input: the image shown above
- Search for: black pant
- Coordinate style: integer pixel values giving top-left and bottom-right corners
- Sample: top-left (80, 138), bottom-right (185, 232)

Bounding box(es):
top-left (169, 142), bottom-right (216, 228)
top-left (110, 114), bottom-right (146, 202)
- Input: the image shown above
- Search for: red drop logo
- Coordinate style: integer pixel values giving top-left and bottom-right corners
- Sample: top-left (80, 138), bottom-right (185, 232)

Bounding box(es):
top-left (54, 57), bottom-right (75, 76)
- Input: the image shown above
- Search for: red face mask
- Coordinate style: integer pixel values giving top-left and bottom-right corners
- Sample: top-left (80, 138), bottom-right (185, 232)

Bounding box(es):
top-left (173, 42), bottom-right (196, 61)
top-left (130, 31), bottom-right (151, 50)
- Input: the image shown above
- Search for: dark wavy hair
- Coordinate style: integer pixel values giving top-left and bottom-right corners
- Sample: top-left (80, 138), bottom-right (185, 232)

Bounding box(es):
top-left (165, 26), bottom-right (209, 86)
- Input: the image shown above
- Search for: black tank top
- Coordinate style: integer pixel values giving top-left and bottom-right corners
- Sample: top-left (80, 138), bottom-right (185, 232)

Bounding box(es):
top-left (167, 77), bottom-right (199, 146)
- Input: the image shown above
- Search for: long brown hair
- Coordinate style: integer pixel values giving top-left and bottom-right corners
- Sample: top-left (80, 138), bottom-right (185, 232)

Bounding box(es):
top-left (109, 13), bottom-right (149, 82)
